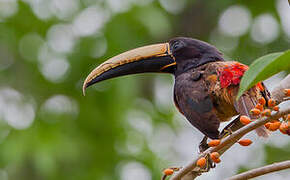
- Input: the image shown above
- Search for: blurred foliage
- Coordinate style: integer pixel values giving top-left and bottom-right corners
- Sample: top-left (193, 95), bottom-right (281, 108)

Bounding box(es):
top-left (0, 0), bottom-right (289, 180)
top-left (238, 50), bottom-right (290, 99)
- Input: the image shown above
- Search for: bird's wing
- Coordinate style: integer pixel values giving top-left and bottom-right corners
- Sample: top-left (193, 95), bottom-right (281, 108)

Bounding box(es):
top-left (174, 72), bottom-right (220, 139)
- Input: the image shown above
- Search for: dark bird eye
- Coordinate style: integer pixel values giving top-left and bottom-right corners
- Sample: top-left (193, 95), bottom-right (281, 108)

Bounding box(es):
top-left (172, 41), bottom-right (185, 52)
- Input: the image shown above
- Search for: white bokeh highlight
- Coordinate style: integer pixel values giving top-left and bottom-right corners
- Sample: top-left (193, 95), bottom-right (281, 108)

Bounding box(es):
top-left (39, 57), bottom-right (70, 83)
top-left (277, 0), bottom-right (290, 39)
top-left (0, 0), bottom-right (18, 20)
top-left (23, 0), bottom-right (79, 20)
top-left (173, 126), bottom-right (202, 163)
top-left (50, 0), bottom-right (79, 20)
top-left (27, 0), bottom-right (53, 20)
top-left (125, 130), bottom-right (144, 155)
top-left (126, 110), bottom-right (153, 139)
top-left (133, 0), bottom-right (154, 6)
top-left (119, 161), bottom-right (152, 180)
top-left (154, 76), bottom-right (174, 113)
top-left (38, 43), bottom-right (56, 64)
top-left (159, 0), bottom-right (187, 14)
top-left (251, 14), bottom-right (279, 44)
top-left (106, 0), bottom-right (131, 13)
top-left (219, 5), bottom-right (251, 37)
top-left (148, 124), bottom-right (178, 162)
top-left (41, 95), bottom-right (79, 116)
top-left (47, 24), bottom-right (76, 53)
top-left (0, 88), bottom-right (35, 129)
top-left (73, 6), bottom-right (110, 37)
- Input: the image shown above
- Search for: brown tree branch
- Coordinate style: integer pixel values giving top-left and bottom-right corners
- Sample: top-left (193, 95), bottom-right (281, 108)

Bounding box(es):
top-left (170, 108), bottom-right (290, 180)
top-left (226, 160), bottom-right (290, 180)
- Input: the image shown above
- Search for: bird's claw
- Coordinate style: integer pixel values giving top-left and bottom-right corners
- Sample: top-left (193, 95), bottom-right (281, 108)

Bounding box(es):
top-left (219, 128), bottom-right (233, 140)
top-left (205, 153), bottom-right (216, 170)
top-left (198, 136), bottom-right (209, 153)
top-left (198, 153), bottom-right (216, 173)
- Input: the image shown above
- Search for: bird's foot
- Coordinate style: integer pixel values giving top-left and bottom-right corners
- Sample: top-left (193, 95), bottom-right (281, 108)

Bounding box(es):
top-left (198, 136), bottom-right (209, 153)
top-left (207, 154), bottom-right (216, 169)
top-left (219, 128), bottom-right (233, 140)
top-left (219, 115), bottom-right (243, 139)
top-left (198, 154), bottom-right (216, 173)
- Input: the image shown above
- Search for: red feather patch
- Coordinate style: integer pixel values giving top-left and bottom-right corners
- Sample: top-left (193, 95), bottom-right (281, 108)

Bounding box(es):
top-left (219, 63), bottom-right (248, 88)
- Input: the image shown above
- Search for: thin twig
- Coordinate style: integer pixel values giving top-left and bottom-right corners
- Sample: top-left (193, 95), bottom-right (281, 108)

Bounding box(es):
top-left (170, 108), bottom-right (290, 180)
top-left (226, 160), bottom-right (290, 180)
top-left (271, 74), bottom-right (290, 104)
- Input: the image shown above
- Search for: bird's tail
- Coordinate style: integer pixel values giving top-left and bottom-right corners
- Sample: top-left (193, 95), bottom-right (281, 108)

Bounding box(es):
top-left (234, 88), bottom-right (270, 138)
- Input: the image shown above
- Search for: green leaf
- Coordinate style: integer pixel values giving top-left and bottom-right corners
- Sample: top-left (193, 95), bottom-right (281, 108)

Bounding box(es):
top-left (237, 50), bottom-right (290, 99)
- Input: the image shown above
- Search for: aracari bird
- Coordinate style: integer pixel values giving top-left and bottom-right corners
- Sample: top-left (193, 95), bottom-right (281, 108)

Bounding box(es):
top-left (83, 37), bottom-right (270, 150)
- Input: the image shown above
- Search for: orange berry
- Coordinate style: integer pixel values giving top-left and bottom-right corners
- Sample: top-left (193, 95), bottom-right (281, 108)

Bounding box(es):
top-left (208, 139), bottom-right (221, 147)
top-left (213, 158), bottom-right (221, 163)
top-left (250, 108), bottom-right (261, 116)
top-left (240, 115), bottom-right (252, 125)
top-left (268, 99), bottom-right (276, 108)
top-left (210, 152), bottom-right (220, 160)
top-left (264, 122), bottom-right (272, 129)
top-left (255, 104), bottom-right (264, 111)
top-left (273, 106), bottom-right (279, 111)
top-left (258, 97), bottom-right (266, 106)
top-left (238, 139), bottom-right (252, 146)
top-left (284, 89), bottom-right (290, 97)
top-left (163, 168), bottom-right (174, 176)
top-left (268, 121), bottom-right (281, 131)
top-left (261, 109), bottom-right (271, 117)
top-left (197, 157), bottom-right (206, 168)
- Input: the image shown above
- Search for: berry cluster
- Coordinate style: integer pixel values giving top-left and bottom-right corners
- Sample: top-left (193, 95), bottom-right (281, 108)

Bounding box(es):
top-left (244, 89), bottom-right (290, 135)
top-left (195, 89), bottom-right (290, 169)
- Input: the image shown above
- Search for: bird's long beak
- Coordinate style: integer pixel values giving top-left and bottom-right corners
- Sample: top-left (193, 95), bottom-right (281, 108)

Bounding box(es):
top-left (82, 43), bottom-right (176, 95)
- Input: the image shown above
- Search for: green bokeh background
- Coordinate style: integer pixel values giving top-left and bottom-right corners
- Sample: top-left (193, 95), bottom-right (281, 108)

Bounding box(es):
top-left (0, 0), bottom-right (289, 179)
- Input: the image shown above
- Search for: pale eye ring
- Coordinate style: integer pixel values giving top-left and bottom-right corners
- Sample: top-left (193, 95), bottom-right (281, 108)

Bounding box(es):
top-left (172, 41), bottom-right (185, 52)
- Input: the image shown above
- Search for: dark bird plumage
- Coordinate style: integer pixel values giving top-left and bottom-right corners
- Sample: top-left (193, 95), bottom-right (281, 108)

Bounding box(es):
top-left (170, 38), bottom-right (269, 139)
top-left (83, 37), bottom-right (270, 143)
